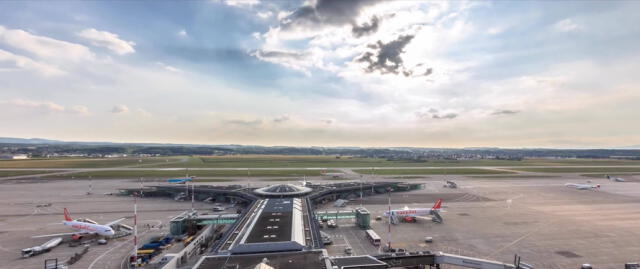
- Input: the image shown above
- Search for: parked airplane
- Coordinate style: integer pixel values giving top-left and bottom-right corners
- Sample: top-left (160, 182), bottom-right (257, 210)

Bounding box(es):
top-left (384, 199), bottom-right (444, 224)
top-left (606, 175), bottom-right (625, 182)
top-left (565, 183), bottom-right (600, 190)
top-left (33, 208), bottom-right (124, 240)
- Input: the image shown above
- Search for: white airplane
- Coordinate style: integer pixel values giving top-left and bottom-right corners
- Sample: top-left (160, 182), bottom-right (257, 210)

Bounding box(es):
top-left (606, 175), bottom-right (625, 182)
top-left (33, 208), bottom-right (125, 240)
top-left (384, 199), bottom-right (443, 223)
top-left (565, 183), bottom-right (600, 190)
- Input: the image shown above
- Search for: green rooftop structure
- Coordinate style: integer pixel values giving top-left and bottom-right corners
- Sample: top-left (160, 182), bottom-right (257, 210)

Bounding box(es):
top-left (355, 207), bottom-right (371, 229)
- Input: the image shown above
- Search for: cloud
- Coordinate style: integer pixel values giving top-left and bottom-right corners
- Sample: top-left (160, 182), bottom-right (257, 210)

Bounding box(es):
top-left (491, 109), bottom-right (520, 116)
top-left (2, 99), bottom-right (89, 115)
top-left (321, 118), bottom-right (334, 125)
top-left (68, 105), bottom-right (90, 115)
top-left (226, 119), bottom-right (263, 127)
top-left (156, 62), bottom-right (181, 72)
top-left (0, 49), bottom-right (65, 76)
top-left (415, 108), bottom-right (457, 120)
top-left (178, 29), bottom-right (188, 37)
top-left (136, 108), bottom-right (152, 117)
top-left (254, 49), bottom-right (306, 60)
top-left (257, 11), bottom-right (273, 19)
top-left (487, 26), bottom-right (505, 35)
top-left (111, 104), bottom-right (129, 114)
top-left (252, 49), bottom-right (309, 72)
top-left (77, 28), bottom-right (135, 55)
top-left (273, 114), bottom-right (290, 123)
top-left (553, 18), bottom-right (582, 32)
top-left (356, 34), bottom-right (416, 76)
top-left (280, 0), bottom-right (379, 31)
top-left (352, 16), bottom-right (380, 38)
top-left (432, 112), bottom-right (457, 119)
top-left (0, 25), bottom-right (94, 61)
top-left (224, 0), bottom-right (260, 7)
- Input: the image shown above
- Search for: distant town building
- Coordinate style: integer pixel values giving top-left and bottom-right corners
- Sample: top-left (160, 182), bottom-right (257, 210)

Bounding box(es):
top-left (0, 154), bottom-right (29, 159)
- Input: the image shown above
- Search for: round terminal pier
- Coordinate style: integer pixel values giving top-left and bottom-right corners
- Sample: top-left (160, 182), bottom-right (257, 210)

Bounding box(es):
top-left (253, 184), bottom-right (313, 197)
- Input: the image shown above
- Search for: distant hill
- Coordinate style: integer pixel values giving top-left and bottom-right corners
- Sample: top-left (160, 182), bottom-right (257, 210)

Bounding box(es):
top-left (617, 145), bottom-right (640, 149)
top-left (0, 137), bottom-right (65, 144)
top-left (1, 136), bottom-right (640, 152)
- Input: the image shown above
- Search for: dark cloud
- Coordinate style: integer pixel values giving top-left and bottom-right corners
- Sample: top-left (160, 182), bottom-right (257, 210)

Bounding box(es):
top-left (356, 34), bottom-right (415, 75)
top-left (321, 118), bottom-right (334, 125)
top-left (253, 49), bottom-right (306, 60)
top-left (415, 108), bottom-right (457, 120)
top-left (282, 0), bottom-right (380, 30)
top-left (432, 113), bottom-right (457, 119)
top-left (273, 114), bottom-right (290, 123)
top-left (491, 110), bottom-right (520, 116)
top-left (352, 16), bottom-right (380, 38)
top-left (226, 119), bottom-right (263, 127)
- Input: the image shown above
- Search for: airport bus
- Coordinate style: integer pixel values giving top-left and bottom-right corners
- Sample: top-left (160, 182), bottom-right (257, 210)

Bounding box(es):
top-left (365, 229), bottom-right (381, 246)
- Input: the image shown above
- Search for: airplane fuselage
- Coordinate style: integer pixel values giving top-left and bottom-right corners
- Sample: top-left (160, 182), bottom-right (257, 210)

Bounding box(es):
top-left (63, 220), bottom-right (115, 237)
top-left (384, 208), bottom-right (435, 217)
top-left (565, 183), bottom-right (599, 190)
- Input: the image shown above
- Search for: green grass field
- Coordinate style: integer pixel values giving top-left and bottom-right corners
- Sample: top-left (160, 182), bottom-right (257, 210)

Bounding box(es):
top-left (3, 155), bottom-right (640, 171)
top-left (0, 170), bottom-right (63, 177)
top-left (352, 168), bottom-right (513, 175)
top-left (512, 167), bottom-right (640, 173)
top-left (48, 169), bottom-right (334, 179)
top-left (0, 157), bottom-right (183, 168)
top-left (144, 155), bottom-right (640, 168)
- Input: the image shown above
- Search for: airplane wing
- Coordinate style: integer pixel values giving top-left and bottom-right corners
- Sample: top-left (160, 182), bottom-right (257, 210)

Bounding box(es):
top-left (32, 232), bottom-right (83, 238)
top-left (104, 218), bottom-right (126, 227)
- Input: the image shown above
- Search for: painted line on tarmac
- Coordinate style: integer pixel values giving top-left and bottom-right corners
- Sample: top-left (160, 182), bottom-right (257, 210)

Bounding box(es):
top-left (88, 230), bottom-right (149, 269)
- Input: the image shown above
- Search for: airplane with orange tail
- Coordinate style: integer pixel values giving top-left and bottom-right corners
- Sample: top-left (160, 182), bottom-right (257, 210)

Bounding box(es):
top-left (33, 208), bottom-right (124, 240)
top-left (384, 199), bottom-right (444, 224)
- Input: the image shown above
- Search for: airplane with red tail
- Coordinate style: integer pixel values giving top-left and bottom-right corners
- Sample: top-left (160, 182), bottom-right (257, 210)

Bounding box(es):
top-left (384, 199), bottom-right (444, 224)
top-left (33, 208), bottom-right (125, 240)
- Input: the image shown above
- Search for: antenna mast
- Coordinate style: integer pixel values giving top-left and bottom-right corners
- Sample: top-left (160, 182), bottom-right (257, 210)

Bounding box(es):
top-left (133, 188), bottom-right (138, 267)
top-left (387, 190), bottom-right (391, 250)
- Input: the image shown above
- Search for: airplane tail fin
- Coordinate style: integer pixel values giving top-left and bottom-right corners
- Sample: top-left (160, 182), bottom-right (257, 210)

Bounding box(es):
top-left (63, 208), bottom-right (72, 221)
top-left (432, 199), bottom-right (443, 210)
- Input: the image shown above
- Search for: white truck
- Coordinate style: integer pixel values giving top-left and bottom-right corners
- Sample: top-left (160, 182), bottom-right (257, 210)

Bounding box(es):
top-left (22, 237), bottom-right (62, 258)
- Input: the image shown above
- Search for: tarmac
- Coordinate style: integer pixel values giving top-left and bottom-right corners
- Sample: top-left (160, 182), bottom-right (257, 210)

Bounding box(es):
top-left (321, 174), bottom-right (640, 269)
top-left (0, 179), bottom-right (209, 269)
top-left (1, 173), bottom-right (640, 268)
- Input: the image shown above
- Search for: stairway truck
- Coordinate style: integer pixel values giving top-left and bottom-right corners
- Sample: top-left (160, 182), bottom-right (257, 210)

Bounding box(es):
top-left (21, 237), bottom-right (62, 258)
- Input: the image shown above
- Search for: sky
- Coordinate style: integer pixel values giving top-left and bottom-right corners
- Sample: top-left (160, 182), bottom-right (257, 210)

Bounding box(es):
top-left (1, 0), bottom-right (639, 148)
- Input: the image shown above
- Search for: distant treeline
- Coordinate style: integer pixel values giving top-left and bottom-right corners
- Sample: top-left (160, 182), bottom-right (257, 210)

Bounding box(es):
top-left (1, 143), bottom-right (640, 159)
